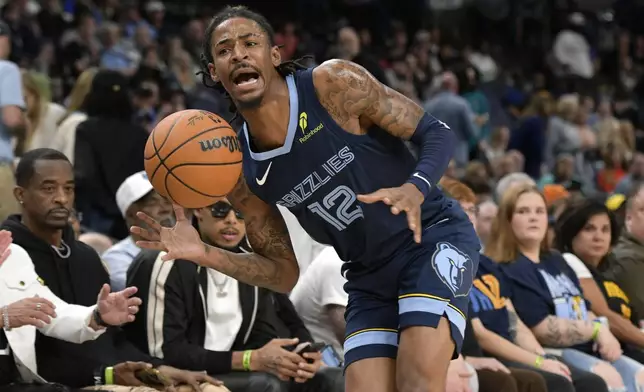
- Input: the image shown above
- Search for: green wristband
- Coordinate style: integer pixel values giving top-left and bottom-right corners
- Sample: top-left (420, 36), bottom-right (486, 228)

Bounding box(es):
top-left (242, 350), bottom-right (252, 371)
top-left (105, 366), bottom-right (114, 385)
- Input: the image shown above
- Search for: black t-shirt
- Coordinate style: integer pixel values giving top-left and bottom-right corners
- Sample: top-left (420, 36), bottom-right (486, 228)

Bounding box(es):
top-left (0, 330), bottom-right (17, 385)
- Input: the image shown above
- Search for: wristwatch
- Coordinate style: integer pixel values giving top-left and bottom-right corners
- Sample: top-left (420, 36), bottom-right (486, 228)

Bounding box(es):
top-left (93, 307), bottom-right (110, 328)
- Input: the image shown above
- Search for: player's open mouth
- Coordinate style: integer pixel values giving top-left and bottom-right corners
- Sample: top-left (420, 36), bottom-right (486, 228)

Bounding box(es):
top-left (232, 70), bottom-right (260, 86)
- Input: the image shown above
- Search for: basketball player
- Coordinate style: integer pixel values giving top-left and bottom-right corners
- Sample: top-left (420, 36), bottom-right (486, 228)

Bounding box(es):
top-left (131, 6), bottom-right (479, 392)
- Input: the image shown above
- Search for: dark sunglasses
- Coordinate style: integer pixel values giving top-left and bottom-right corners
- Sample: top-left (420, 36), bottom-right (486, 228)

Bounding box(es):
top-left (211, 201), bottom-right (244, 220)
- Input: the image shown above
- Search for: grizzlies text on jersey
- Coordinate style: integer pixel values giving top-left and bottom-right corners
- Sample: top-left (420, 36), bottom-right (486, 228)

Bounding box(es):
top-left (238, 68), bottom-right (480, 367)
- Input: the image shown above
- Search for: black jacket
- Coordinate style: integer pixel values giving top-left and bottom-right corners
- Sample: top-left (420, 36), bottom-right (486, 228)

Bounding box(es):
top-left (125, 249), bottom-right (277, 375)
top-left (1, 216), bottom-right (159, 387)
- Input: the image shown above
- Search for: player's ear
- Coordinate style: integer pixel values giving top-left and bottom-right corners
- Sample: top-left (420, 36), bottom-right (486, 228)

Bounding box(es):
top-left (270, 45), bottom-right (281, 68)
top-left (208, 63), bottom-right (219, 83)
top-left (193, 207), bottom-right (204, 220)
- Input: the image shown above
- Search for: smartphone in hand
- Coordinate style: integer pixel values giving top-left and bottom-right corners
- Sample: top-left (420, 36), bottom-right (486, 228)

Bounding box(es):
top-left (292, 342), bottom-right (326, 363)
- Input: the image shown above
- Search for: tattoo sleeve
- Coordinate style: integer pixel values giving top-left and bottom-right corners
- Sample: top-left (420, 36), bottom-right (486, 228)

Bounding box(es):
top-left (533, 315), bottom-right (594, 347)
top-left (204, 175), bottom-right (299, 293)
top-left (312, 59), bottom-right (425, 138)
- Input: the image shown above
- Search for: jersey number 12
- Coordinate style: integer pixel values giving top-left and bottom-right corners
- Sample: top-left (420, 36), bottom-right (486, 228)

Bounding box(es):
top-left (307, 185), bottom-right (364, 231)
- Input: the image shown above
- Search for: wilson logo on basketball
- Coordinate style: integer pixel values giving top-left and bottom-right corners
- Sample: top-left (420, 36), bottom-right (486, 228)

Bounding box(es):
top-left (199, 135), bottom-right (241, 153)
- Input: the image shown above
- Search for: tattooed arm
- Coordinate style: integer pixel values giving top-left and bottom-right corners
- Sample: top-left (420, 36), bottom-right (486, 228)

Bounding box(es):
top-left (311, 59), bottom-right (425, 137)
top-left (531, 316), bottom-right (595, 347)
top-left (312, 60), bottom-right (454, 191)
top-left (505, 299), bottom-right (546, 354)
top-left (199, 174), bottom-right (299, 293)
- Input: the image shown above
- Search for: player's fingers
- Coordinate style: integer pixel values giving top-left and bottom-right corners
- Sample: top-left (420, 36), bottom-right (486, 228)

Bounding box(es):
top-left (136, 211), bottom-right (164, 231)
top-left (406, 209), bottom-right (421, 243)
top-left (135, 240), bottom-right (167, 251)
top-left (172, 204), bottom-right (187, 222)
top-left (130, 226), bottom-right (160, 241)
top-left (357, 189), bottom-right (390, 204)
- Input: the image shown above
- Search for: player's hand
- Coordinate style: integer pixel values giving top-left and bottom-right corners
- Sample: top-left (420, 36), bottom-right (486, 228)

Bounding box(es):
top-left (539, 358), bottom-right (572, 381)
top-left (464, 356), bottom-right (510, 373)
top-left (357, 183), bottom-right (424, 243)
top-left (131, 204), bottom-right (207, 263)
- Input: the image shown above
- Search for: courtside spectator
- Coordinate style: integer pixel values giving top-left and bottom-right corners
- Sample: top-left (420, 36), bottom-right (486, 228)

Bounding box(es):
top-left (103, 170), bottom-right (172, 292)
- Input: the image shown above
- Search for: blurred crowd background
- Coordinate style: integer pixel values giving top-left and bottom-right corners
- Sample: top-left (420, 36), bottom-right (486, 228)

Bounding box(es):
top-left (4, 0), bottom-right (644, 391)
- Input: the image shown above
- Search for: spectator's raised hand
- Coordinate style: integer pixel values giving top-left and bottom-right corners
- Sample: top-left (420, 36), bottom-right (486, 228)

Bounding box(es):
top-left (95, 284), bottom-right (142, 326)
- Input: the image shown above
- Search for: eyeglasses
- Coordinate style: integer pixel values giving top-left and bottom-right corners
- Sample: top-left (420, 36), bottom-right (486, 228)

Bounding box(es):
top-left (211, 201), bottom-right (243, 220)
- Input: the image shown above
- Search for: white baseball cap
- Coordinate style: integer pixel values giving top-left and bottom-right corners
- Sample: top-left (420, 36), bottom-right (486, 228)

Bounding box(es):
top-left (116, 171), bottom-right (154, 217)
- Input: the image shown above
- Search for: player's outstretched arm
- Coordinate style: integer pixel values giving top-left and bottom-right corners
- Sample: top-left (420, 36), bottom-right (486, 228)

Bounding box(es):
top-left (131, 175), bottom-right (299, 293)
top-left (219, 174), bottom-right (300, 292)
top-left (312, 60), bottom-right (456, 242)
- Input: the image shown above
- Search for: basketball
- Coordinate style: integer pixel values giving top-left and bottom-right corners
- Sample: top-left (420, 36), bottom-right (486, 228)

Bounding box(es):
top-left (144, 109), bottom-right (243, 209)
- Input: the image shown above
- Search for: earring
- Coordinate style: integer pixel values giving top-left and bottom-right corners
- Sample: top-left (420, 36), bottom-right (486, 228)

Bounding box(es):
top-left (19, 200), bottom-right (23, 205)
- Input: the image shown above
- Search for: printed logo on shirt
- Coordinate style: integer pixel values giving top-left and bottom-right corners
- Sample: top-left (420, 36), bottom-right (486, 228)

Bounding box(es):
top-left (470, 274), bottom-right (506, 313)
top-left (540, 270), bottom-right (588, 321)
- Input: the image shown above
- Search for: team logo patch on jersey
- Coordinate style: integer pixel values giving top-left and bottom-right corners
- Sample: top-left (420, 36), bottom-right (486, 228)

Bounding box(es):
top-left (432, 242), bottom-right (474, 297)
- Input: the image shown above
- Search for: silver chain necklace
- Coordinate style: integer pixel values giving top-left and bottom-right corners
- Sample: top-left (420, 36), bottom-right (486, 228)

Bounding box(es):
top-left (212, 274), bottom-right (229, 298)
top-left (51, 240), bottom-right (71, 259)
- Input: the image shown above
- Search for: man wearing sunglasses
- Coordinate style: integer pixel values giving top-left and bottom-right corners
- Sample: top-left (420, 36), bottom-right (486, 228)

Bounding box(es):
top-left (126, 200), bottom-right (342, 392)
top-left (103, 171), bottom-right (173, 292)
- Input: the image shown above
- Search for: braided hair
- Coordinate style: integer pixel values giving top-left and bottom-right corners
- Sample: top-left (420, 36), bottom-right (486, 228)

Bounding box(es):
top-left (197, 5), bottom-right (312, 122)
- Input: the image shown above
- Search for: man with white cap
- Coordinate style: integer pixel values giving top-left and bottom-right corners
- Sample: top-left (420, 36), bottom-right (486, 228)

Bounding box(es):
top-left (102, 171), bottom-right (172, 292)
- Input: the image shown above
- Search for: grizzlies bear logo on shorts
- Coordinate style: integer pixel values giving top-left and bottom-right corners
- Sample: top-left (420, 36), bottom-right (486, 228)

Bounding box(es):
top-left (431, 242), bottom-right (474, 297)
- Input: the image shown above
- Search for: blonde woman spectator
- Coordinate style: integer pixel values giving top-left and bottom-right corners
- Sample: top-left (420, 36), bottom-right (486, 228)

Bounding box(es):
top-left (51, 67), bottom-right (97, 164)
top-left (19, 70), bottom-right (65, 154)
top-left (487, 184), bottom-right (644, 392)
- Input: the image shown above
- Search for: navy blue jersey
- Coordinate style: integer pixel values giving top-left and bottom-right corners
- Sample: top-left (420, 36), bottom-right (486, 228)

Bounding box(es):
top-left (238, 68), bottom-right (461, 269)
top-left (502, 252), bottom-right (593, 353)
top-left (469, 255), bottom-right (512, 341)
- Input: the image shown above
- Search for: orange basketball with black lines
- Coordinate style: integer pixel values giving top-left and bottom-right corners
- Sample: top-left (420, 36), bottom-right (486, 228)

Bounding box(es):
top-left (144, 109), bottom-right (242, 208)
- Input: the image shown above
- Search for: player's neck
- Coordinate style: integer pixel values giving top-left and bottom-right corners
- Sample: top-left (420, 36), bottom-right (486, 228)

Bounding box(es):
top-left (240, 76), bottom-right (290, 152)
